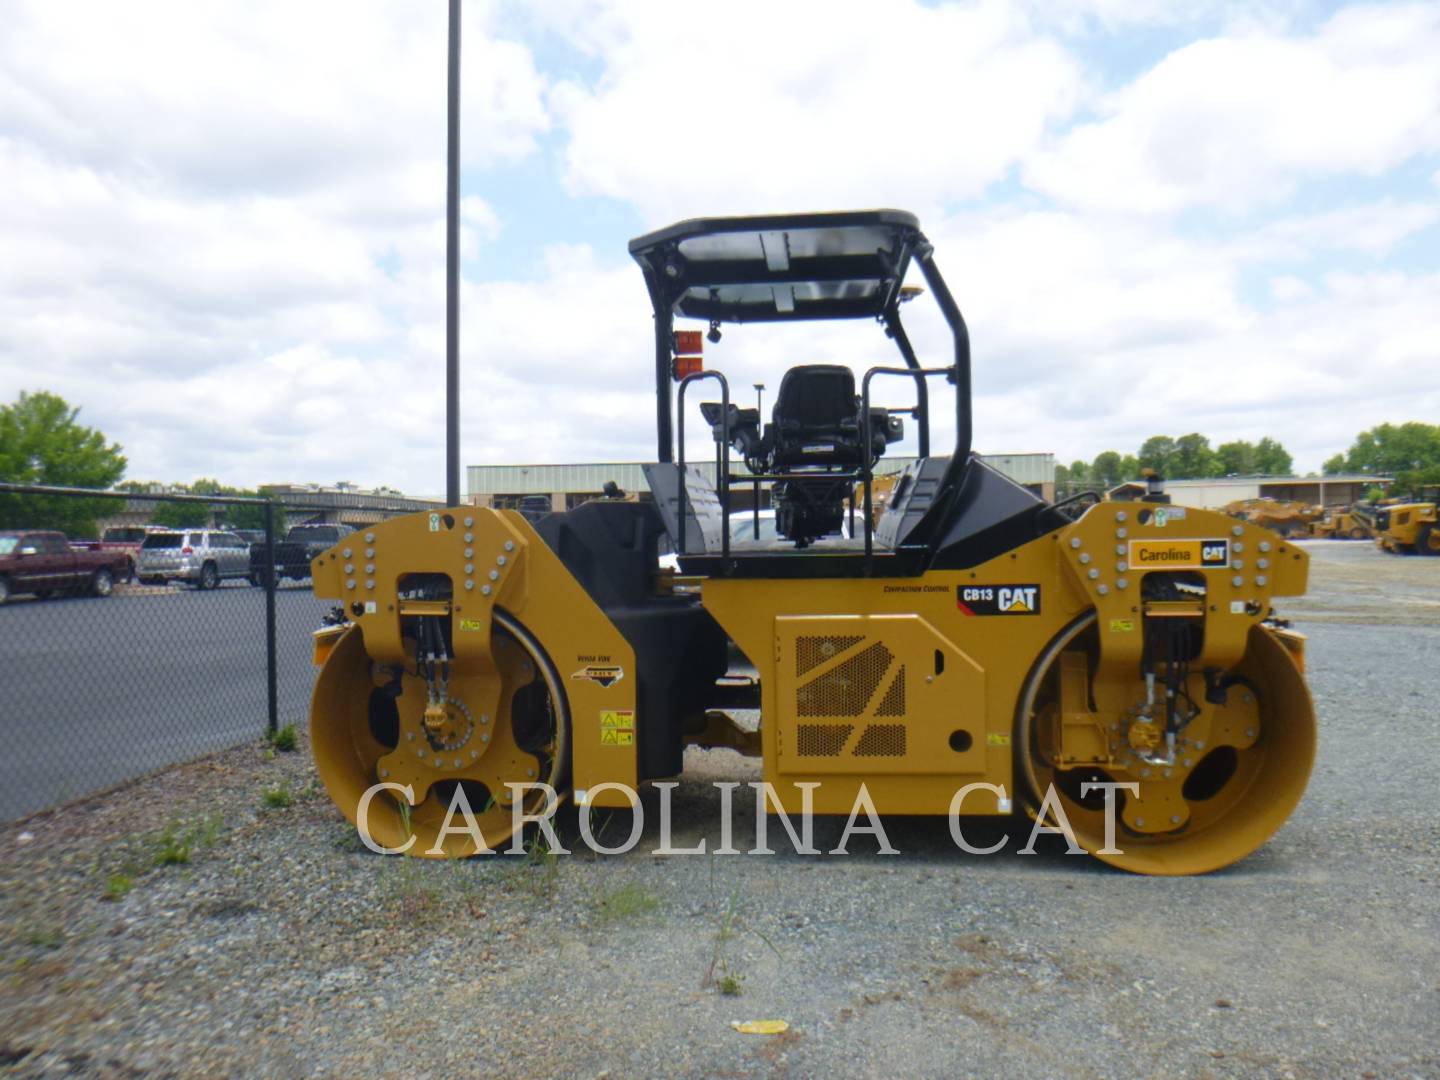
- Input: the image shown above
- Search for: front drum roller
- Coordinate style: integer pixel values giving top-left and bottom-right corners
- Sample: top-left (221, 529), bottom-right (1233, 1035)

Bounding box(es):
top-left (311, 609), bottom-right (569, 857)
top-left (1017, 613), bottom-right (1316, 875)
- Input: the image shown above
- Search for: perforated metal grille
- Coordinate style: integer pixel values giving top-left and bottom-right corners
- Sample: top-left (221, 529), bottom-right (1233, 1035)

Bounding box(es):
top-left (795, 723), bottom-right (854, 756)
top-left (853, 723), bottom-right (907, 757)
top-left (795, 634), bottom-right (865, 677)
top-left (796, 642), bottom-right (894, 717)
top-left (874, 666), bottom-right (906, 717)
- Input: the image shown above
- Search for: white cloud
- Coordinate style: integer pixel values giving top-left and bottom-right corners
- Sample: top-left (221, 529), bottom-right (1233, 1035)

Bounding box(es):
top-left (1026, 3), bottom-right (1440, 213)
top-left (0, 0), bottom-right (547, 492)
top-left (547, 0), bottom-right (1083, 223)
top-left (1, 0), bottom-right (1436, 498)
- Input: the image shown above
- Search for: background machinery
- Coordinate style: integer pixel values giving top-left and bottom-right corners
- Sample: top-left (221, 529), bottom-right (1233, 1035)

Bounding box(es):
top-left (1308, 507), bottom-right (1370, 540)
top-left (1223, 497), bottom-right (1322, 539)
top-left (1360, 494), bottom-right (1440, 555)
top-left (309, 211), bottom-right (1318, 875)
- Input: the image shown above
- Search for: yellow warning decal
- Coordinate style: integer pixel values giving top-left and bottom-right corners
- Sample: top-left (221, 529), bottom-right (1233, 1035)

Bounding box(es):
top-left (458, 618), bottom-right (485, 632)
top-left (599, 709), bottom-right (635, 747)
top-left (1109, 618), bottom-right (1135, 632)
top-left (986, 733), bottom-right (1010, 747)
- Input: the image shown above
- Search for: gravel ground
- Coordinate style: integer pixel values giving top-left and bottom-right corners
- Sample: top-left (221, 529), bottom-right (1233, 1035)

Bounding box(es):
top-left (2, 538), bottom-right (1437, 1079)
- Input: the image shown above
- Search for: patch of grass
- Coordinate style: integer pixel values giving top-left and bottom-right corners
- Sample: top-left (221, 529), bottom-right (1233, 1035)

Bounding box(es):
top-left (267, 724), bottom-right (298, 752)
top-left (104, 874), bottom-right (132, 901)
top-left (262, 785), bottom-right (294, 809)
top-left (151, 816), bottom-right (224, 869)
top-left (26, 929), bottom-right (64, 951)
top-left (502, 827), bottom-right (560, 900)
top-left (331, 826), bottom-right (368, 853)
top-left (595, 880), bottom-right (660, 922)
top-left (717, 973), bottom-right (743, 996)
top-left (380, 858), bottom-right (487, 921)
top-left (154, 825), bottom-right (192, 866)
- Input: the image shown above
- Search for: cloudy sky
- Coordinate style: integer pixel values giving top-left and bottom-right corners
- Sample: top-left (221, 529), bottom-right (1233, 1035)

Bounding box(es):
top-left (1, 0), bottom-right (1437, 496)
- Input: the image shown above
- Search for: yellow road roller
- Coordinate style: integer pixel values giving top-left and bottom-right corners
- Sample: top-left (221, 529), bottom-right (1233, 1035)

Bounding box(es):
top-left (310, 210), bottom-right (1316, 874)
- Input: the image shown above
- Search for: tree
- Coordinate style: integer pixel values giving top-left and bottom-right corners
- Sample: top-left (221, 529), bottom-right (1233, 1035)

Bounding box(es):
top-left (0, 391), bottom-right (127, 536)
top-left (1170, 433), bottom-right (1218, 479)
top-left (219, 487), bottom-right (282, 533)
top-left (145, 479), bottom-right (282, 532)
top-left (1321, 453), bottom-right (1346, 476)
top-left (1216, 440), bottom-right (1257, 476)
top-left (1253, 437), bottom-right (1293, 475)
top-left (1326, 422), bottom-right (1440, 498)
top-left (1335, 422), bottom-right (1440, 477)
top-left (1089, 450), bottom-right (1125, 487)
top-left (1137, 436), bottom-right (1176, 476)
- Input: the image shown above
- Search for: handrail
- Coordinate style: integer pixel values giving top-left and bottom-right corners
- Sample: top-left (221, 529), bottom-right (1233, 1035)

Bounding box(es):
top-left (861, 364), bottom-right (958, 565)
top-left (676, 370), bottom-right (731, 562)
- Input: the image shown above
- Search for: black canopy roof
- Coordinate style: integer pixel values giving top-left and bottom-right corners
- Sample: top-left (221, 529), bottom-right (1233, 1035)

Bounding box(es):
top-left (628, 210), bottom-right (923, 323)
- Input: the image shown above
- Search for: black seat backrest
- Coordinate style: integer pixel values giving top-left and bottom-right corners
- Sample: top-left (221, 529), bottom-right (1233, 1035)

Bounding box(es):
top-left (770, 365), bottom-right (862, 468)
top-left (773, 365), bottom-right (856, 433)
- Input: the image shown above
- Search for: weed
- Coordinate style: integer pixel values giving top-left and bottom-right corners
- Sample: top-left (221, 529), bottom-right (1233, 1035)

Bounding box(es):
top-left (262, 785), bottom-right (294, 809)
top-left (595, 880), bottom-right (660, 922)
top-left (153, 825), bottom-right (192, 866)
top-left (381, 858), bottom-right (487, 921)
top-left (27, 929), bottom-right (64, 951)
top-left (397, 798), bottom-right (413, 845)
top-left (268, 724), bottom-right (298, 753)
top-left (702, 867), bottom-right (782, 996)
top-left (151, 816), bottom-right (224, 869)
top-left (105, 874), bottom-right (132, 901)
top-left (332, 827), bottom-right (367, 853)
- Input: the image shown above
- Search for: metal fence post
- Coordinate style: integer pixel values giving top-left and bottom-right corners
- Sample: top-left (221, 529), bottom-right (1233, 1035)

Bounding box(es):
top-left (264, 499), bottom-right (278, 735)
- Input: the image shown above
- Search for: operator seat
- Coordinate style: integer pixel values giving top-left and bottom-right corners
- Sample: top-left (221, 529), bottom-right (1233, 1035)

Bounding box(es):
top-left (769, 364), bottom-right (865, 469)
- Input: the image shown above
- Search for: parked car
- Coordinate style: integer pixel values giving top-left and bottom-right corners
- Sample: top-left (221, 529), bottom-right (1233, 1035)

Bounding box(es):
top-left (0, 530), bottom-right (133, 604)
top-left (136, 529), bottom-right (253, 589)
top-left (657, 508), bottom-right (852, 570)
top-left (516, 495), bottom-right (553, 523)
top-left (249, 523), bottom-right (355, 585)
top-left (70, 524), bottom-right (164, 582)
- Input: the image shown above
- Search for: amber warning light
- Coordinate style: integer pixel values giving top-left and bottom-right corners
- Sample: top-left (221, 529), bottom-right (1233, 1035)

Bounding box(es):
top-left (672, 330), bottom-right (703, 381)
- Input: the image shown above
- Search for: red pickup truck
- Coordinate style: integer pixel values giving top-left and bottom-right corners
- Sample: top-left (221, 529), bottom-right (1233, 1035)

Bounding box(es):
top-left (0, 530), bottom-right (133, 604)
top-left (71, 525), bottom-right (159, 582)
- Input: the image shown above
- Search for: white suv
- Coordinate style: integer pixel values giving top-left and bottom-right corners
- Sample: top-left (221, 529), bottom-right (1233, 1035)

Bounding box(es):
top-left (136, 530), bottom-right (252, 589)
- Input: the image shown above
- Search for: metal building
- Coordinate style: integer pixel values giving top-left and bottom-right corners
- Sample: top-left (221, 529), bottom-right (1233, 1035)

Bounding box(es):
top-left (467, 453), bottom-right (1056, 511)
top-left (1161, 475), bottom-right (1390, 510)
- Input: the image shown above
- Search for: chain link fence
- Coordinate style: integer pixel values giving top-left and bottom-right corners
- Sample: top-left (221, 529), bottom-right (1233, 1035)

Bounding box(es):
top-left (0, 482), bottom-right (428, 821)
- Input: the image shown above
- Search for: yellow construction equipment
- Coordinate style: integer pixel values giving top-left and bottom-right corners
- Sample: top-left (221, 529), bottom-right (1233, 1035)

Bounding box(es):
top-left (1308, 508), bottom-right (1370, 540)
top-left (309, 211), bottom-right (1317, 875)
top-left (1223, 498), bottom-right (1322, 539)
top-left (1365, 499), bottom-right (1440, 555)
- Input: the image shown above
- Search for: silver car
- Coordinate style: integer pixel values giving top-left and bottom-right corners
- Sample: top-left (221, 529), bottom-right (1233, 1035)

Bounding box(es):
top-left (136, 530), bottom-right (252, 589)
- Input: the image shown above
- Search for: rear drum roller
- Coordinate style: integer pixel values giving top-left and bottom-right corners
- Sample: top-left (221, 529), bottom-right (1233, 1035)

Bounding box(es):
top-left (1017, 613), bottom-right (1315, 875)
top-left (311, 609), bottom-right (569, 857)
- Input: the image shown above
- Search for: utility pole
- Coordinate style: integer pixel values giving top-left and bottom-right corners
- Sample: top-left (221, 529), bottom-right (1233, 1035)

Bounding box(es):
top-left (445, 0), bottom-right (461, 506)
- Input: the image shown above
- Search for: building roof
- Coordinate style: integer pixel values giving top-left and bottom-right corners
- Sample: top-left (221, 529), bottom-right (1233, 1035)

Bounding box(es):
top-left (1164, 475), bottom-right (1392, 487)
top-left (467, 452), bottom-right (1056, 495)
